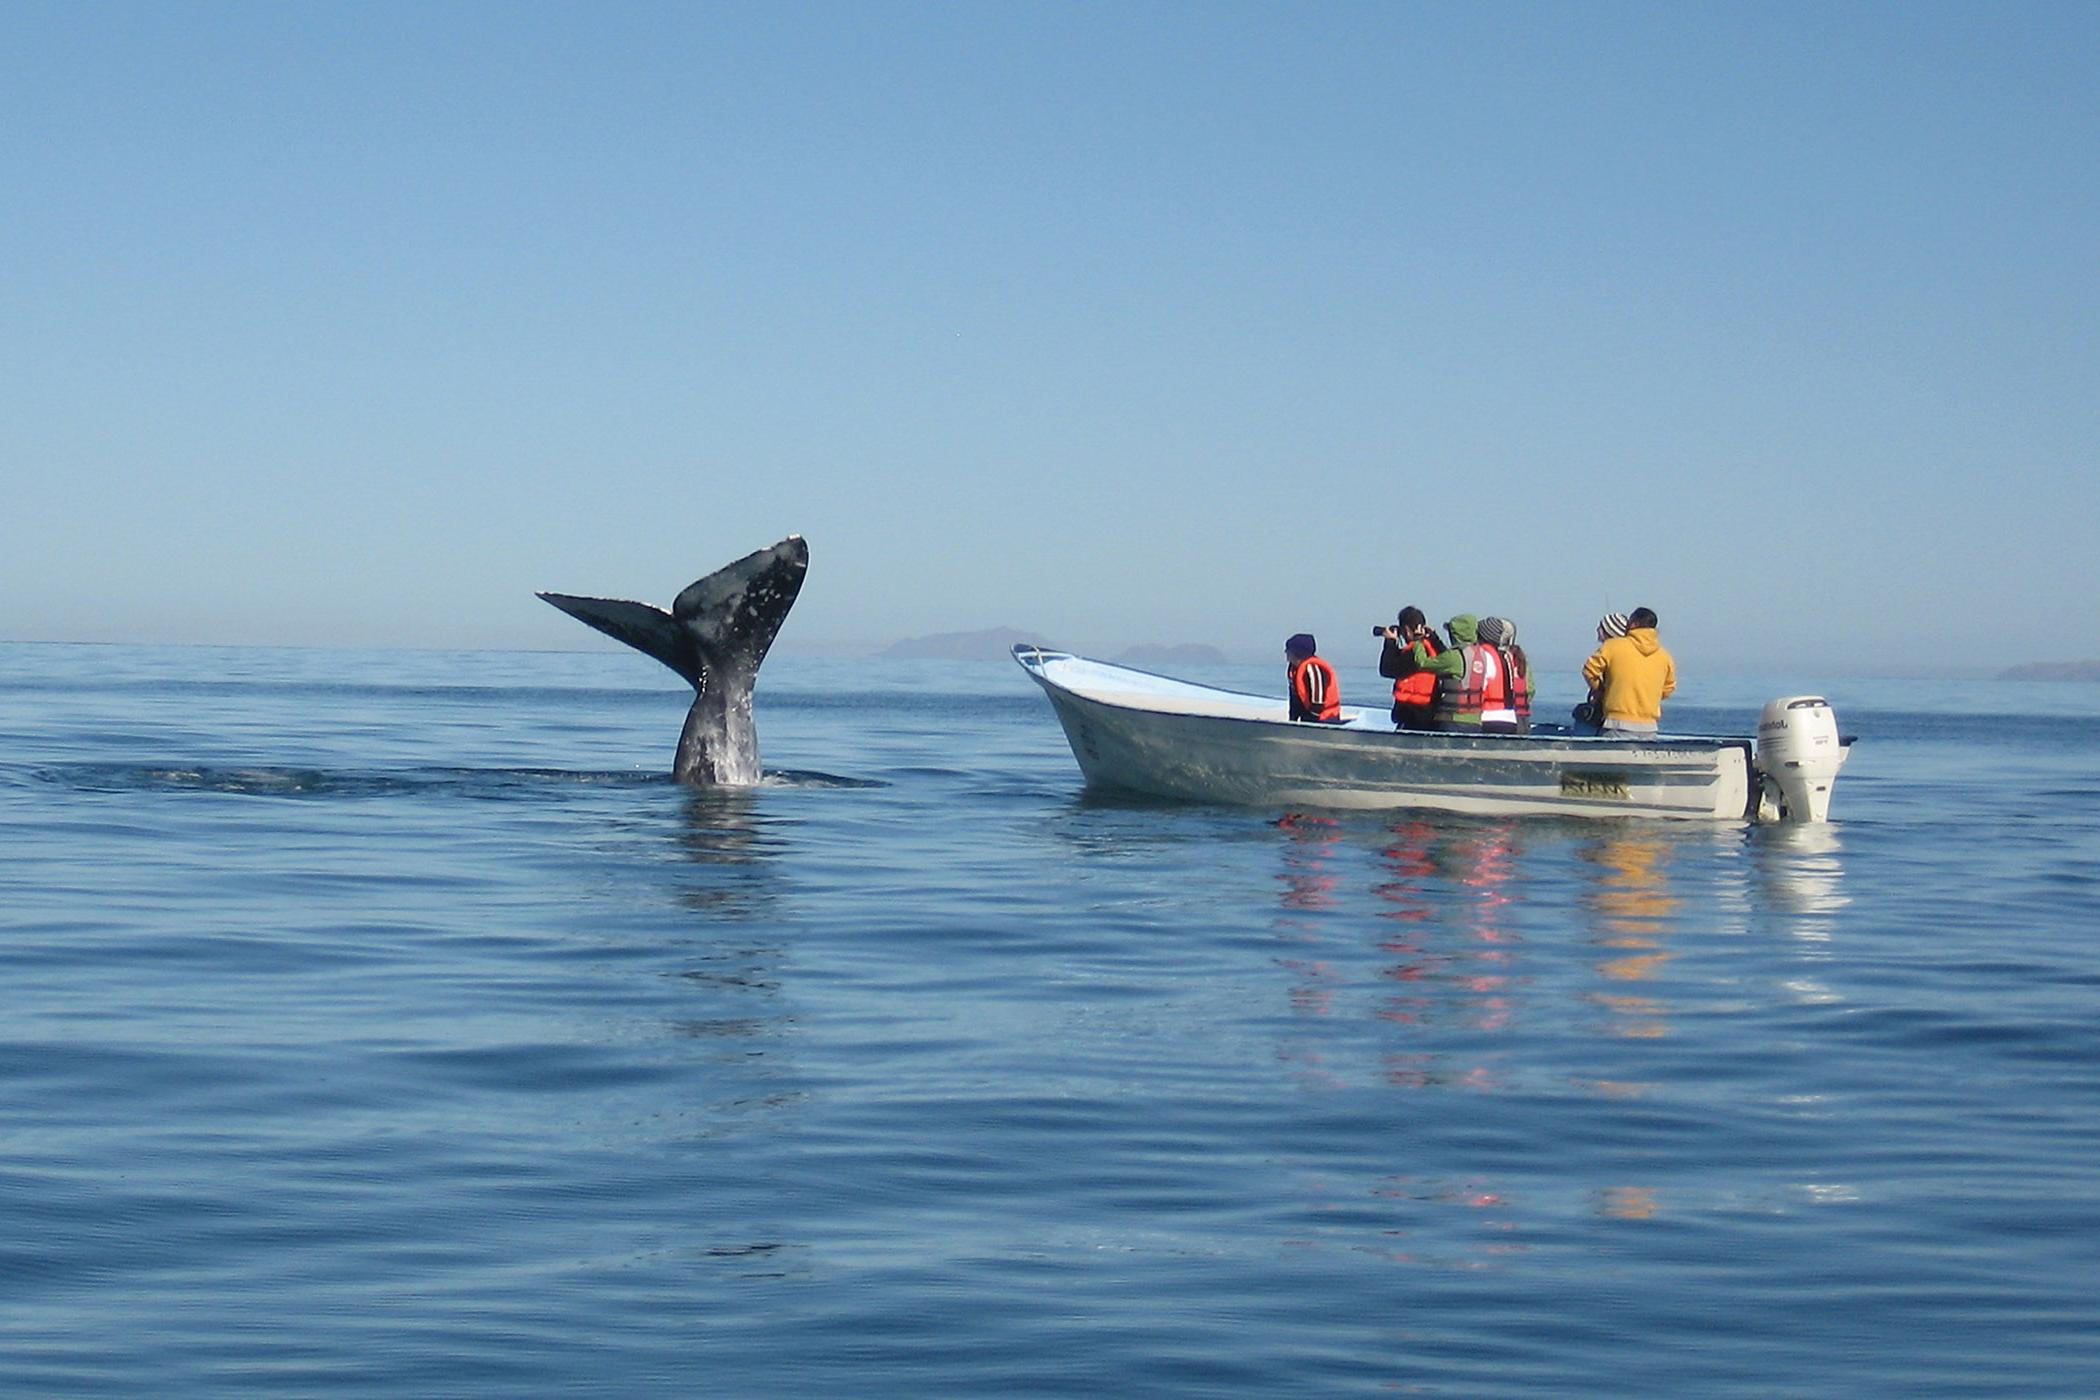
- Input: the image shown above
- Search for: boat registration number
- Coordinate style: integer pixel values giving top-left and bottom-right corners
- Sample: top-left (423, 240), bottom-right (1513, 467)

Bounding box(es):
top-left (1561, 771), bottom-right (1631, 800)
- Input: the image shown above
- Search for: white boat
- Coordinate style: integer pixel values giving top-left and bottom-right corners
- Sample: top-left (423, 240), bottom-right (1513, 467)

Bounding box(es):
top-left (1013, 646), bottom-right (1850, 823)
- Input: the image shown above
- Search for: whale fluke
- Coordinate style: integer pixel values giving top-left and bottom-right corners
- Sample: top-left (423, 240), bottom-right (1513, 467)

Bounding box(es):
top-left (539, 536), bottom-right (808, 785)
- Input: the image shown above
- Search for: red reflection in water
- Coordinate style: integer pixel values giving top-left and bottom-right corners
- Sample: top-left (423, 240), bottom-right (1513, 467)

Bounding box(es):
top-left (1269, 816), bottom-right (1533, 1078)
top-left (1262, 818), bottom-right (1679, 1262)
top-left (1274, 812), bottom-right (1342, 915)
top-left (1372, 819), bottom-right (1527, 1033)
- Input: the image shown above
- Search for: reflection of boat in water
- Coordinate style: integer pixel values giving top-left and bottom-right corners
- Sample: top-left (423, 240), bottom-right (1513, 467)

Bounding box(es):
top-left (1579, 834), bottom-right (1679, 1038)
top-left (1752, 822), bottom-right (1852, 918)
top-left (1016, 647), bottom-right (1851, 822)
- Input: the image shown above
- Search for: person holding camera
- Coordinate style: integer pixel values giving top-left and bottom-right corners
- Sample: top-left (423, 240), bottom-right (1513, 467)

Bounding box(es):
top-left (1375, 606), bottom-right (1444, 731)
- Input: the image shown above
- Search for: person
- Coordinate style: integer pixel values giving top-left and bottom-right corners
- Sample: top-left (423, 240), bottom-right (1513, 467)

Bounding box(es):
top-left (1376, 606), bottom-right (1443, 730)
top-left (1420, 614), bottom-right (1526, 733)
top-left (1285, 633), bottom-right (1341, 722)
top-left (1572, 612), bottom-right (1628, 730)
top-left (1580, 606), bottom-right (1676, 735)
top-left (1474, 616), bottom-right (1533, 734)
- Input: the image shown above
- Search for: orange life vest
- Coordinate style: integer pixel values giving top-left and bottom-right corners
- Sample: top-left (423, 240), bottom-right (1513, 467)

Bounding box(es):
top-left (1391, 635), bottom-right (1442, 707)
top-left (1289, 655), bottom-right (1340, 722)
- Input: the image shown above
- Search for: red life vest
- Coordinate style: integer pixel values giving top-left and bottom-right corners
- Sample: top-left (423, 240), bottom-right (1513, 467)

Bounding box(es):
top-left (1480, 646), bottom-right (1529, 722)
top-left (1391, 635), bottom-right (1442, 707)
top-left (1503, 648), bottom-right (1532, 721)
top-left (1431, 643), bottom-right (1511, 723)
top-left (1289, 655), bottom-right (1340, 722)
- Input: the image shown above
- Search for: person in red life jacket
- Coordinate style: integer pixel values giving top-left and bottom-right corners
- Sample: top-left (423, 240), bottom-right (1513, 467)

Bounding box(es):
top-left (1285, 633), bottom-right (1341, 723)
top-left (1376, 606), bottom-right (1444, 731)
top-left (1473, 616), bottom-right (1533, 734)
top-left (1423, 614), bottom-right (1527, 733)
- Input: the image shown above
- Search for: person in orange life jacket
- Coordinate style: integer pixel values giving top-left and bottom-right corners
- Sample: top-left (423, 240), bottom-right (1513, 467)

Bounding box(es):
top-left (1421, 614), bottom-right (1531, 732)
top-left (1285, 633), bottom-right (1341, 723)
top-left (1581, 606), bottom-right (1676, 735)
top-left (1376, 606), bottom-right (1444, 731)
top-left (1474, 616), bottom-right (1533, 734)
top-left (1572, 612), bottom-right (1628, 731)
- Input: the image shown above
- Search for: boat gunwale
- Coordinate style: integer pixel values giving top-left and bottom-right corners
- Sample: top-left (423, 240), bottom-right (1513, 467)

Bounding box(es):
top-left (1012, 644), bottom-right (1753, 757)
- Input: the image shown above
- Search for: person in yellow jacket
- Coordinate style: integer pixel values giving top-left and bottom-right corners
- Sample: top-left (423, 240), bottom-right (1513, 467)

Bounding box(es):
top-left (1580, 606), bottom-right (1676, 735)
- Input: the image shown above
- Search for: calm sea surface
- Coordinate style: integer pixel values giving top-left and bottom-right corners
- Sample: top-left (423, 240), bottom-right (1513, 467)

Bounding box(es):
top-left (4, 642), bottom-right (2099, 1396)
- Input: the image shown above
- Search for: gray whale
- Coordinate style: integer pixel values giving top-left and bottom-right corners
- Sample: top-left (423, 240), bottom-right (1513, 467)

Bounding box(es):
top-left (538, 536), bottom-right (808, 785)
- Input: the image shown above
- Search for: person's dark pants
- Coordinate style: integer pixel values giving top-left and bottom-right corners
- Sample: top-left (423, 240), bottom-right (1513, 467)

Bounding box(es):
top-left (1392, 703), bottom-right (1436, 731)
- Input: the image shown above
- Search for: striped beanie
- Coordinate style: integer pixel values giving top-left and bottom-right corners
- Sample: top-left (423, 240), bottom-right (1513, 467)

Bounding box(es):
top-left (1476, 616), bottom-right (1510, 646)
top-left (1597, 612), bottom-right (1630, 640)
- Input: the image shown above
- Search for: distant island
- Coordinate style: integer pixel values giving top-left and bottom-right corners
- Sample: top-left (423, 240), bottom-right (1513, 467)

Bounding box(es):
top-left (1999, 660), bottom-right (2100, 682)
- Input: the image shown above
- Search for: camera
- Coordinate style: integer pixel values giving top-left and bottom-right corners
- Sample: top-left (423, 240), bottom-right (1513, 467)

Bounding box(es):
top-left (1373, 624), bottom-right (1394, 638)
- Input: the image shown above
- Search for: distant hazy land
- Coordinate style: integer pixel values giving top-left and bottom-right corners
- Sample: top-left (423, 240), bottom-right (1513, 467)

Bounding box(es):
top-left (1999, 660), bottom-right (2100, 682)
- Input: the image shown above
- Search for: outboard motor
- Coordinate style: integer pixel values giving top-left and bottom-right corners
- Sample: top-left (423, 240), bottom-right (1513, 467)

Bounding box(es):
top-left (1754, 696), bottom-right (1849, 822)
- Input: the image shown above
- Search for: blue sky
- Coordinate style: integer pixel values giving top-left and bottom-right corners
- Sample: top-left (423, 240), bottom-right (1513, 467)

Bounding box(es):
top-left (4, 1), bottom-right (2093, 672)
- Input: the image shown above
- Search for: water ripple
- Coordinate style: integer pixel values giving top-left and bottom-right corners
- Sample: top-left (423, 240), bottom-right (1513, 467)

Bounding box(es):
top-left (3, 649), bottom-right (2099, 1394)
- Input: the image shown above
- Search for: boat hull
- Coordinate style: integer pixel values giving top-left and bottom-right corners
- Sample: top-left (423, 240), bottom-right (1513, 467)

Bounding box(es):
top-left (1018, 648), bottom-right (1755, 821)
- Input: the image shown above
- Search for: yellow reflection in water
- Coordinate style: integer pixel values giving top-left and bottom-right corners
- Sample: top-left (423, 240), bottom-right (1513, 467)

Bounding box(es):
top-left (1597, 1185), bottom-right (1659, 1219)
top-left (1578, 832), bottom-right (1681, 1039)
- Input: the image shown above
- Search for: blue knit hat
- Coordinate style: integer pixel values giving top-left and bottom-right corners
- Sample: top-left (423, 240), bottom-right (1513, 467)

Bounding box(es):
top-left (1285, 633), bottom-right (1317, 659)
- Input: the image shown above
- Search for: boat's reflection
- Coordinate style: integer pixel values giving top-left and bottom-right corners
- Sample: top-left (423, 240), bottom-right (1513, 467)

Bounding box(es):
top-left (1274, 811), bottom-right (1344, 914)
top-left (1747, 822), bottom-right (1850, 1012)
top-left (1262, 812), bottom-right (1849, 1042)
top-left (1751, 821), bottom-right (1851, 922)
top-left (1273, 813), bottom-right (1540, 1262)
top-left (1577, 831), bottom-right (1680, 1040)
top-left (1571, 835), bottom-right (1672, 1227)
top-left (1269, 813), bottom-right (1528, 1107)
top-left (1369, 817), bottom-right (1524, 1039)
top-left (1258, 805), bottom-right (1864, 1268)
top-left (1268, 811), bottom-right (1712, 1251)
top-left (1272, 812), bottom-right (1346, 1021)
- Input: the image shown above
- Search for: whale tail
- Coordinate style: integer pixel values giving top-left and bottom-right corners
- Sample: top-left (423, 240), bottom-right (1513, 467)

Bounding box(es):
top-left (535, 592), bottom-right (702, 686)
top-left (539, 536), bottom-right (808, 784)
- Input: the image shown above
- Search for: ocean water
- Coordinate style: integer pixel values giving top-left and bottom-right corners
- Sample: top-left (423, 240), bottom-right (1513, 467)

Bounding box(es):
top-left (5, 641), bottom-right (2099, 1396)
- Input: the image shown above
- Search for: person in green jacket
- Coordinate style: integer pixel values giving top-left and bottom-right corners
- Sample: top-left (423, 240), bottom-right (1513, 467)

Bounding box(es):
top-left (1423, 614), bottom-right (1534, 732)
